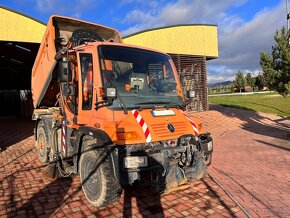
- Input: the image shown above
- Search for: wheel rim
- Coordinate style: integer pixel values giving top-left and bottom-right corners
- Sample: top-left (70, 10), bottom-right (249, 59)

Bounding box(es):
top-left (82, 157), bottom-right (102, 199)
top-left (37, 134), bottom-right (45, 156)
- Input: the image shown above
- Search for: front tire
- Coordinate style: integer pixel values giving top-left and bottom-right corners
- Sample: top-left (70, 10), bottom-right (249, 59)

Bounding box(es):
top-left (79, 140), bottom-right (121, 207)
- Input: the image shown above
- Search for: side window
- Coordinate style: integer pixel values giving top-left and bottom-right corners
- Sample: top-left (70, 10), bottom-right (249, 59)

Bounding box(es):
top-left (80, 54), bottom-right (93, 110)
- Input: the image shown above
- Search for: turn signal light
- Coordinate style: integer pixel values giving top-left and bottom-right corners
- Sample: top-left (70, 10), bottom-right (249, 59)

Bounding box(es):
top-left (117, 131), bottom-right (139, 140)
top-left (198, 123), bottom-right (202, 133)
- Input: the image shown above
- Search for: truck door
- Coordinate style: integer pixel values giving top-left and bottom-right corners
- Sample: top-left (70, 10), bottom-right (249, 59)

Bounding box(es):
top-left (77, 51), bottom-right (95, 124)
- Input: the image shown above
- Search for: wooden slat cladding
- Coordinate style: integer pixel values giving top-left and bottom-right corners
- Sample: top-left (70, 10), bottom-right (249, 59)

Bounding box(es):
top-left (169, 54), bottom-right (208, 112)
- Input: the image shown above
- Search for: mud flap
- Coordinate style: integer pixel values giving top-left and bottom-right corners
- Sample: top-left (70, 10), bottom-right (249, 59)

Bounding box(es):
top-left (184, 153), bottom-right (207, 179)
top-left (165, 164), bottom-right (184, 190)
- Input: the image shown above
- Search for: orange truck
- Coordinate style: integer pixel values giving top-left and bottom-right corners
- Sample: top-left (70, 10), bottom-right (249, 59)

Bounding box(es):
top-left (32, 15), bottom-right (213, 207)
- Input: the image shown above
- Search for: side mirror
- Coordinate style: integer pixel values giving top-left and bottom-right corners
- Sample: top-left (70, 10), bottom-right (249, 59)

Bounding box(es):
top-left (186, 90), bottom-right (196, 98)
top-left (58, 61), bottom-right (72, 82)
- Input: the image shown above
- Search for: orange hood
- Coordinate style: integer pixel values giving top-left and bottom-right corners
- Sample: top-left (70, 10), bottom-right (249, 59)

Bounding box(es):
top-left (104, 108), bottom-right (202, 145)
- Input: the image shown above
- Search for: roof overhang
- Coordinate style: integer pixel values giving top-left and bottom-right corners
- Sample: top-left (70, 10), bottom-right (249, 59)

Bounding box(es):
top-left (123, 24), bottom-right (218, 59)
top-left (0, 5), bottom-right (46, 43)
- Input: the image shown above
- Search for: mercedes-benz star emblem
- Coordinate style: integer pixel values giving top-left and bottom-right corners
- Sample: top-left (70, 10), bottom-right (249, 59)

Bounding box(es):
top-left (167, 124), bottom-right (175, 133)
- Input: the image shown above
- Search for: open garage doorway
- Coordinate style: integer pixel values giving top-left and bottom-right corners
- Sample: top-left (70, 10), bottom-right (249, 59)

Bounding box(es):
top-left (0, 41), bottom-right (39, 117)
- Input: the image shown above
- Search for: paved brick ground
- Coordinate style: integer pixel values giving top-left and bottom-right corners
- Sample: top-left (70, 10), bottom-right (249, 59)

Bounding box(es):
top-left (1, 105), bottom-right (289, 218)
top-left (0, 116), bottom-right (243, 218)
top-left (194, 105), bottom-right (290, 218)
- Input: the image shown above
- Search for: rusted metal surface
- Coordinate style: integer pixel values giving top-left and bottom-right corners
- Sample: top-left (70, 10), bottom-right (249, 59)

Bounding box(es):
top-left (170, 54), bottom-right (208, 112)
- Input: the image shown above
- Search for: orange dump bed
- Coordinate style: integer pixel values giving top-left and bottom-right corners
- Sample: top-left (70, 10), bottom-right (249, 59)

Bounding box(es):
top-left (31, 15), bottom-right (122, 108)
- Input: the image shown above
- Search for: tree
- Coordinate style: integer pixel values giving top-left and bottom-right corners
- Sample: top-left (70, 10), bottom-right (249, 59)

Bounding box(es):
top-left (234, 71), bottom-right (246, 92)
top-left (255, 73), bottom-right (266, 90)
top-left (260, 26), bottom-right (290, 96)
top-left (245, 73), bottom-right (255, 89)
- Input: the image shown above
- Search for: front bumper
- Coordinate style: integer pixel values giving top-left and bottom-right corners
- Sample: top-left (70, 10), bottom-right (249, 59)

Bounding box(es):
top-left (112, 133), bottom-right (213, 189)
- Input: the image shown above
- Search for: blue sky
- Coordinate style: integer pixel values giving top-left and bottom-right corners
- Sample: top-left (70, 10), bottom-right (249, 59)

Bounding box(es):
top-left (0, 0), bottom-right (287, 83)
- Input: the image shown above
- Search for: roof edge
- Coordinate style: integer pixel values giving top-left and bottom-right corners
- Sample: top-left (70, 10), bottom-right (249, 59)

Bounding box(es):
top-left (0, 4), bottom-right (46, 25)
top-left (123, 23), bottom-right (218, 38)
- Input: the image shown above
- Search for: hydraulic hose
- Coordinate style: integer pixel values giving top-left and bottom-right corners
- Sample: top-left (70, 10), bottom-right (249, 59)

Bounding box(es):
top-left (51, 122), bottom-right (72, 177)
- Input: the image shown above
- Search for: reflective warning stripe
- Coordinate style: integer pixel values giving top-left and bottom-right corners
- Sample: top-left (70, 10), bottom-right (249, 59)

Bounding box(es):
top-left (132, 109), bottom-right (152, 142)
top-left (31, 90), bottom-right (34, 101)
top-left (180, 110), bottom-right (199, 135)
top-left (61, 120), bottom-right (66, 156)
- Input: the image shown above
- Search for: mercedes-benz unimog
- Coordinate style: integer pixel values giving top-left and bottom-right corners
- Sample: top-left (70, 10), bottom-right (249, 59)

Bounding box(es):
top-left (32, 15), bottom-right (213, 207)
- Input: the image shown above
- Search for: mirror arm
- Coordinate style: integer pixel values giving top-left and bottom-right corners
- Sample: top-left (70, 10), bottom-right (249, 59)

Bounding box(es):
top-left (54, 48), bottom-right (68, 61)
top-left (95, 100), bottom-right (113, 110)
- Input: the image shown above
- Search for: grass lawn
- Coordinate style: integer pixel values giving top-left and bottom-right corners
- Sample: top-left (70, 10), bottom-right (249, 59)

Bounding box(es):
top-left (209, 92), bottom-right (290, 117)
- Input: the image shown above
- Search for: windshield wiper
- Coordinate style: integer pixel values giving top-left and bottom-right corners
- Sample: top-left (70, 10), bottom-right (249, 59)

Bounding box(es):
top-left (116, 96), bottom-right (128, 114)
top-left (136, 101), bottom-right (171, 105)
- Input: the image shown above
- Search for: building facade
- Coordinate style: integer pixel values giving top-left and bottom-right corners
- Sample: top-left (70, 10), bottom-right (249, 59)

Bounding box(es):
top-left (0, 5), bottom-right (218, 116)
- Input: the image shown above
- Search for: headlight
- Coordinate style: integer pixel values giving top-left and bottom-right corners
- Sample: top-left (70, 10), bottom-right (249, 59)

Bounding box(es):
top-left (124, 156), bottom-right (148, 168)
top-left (198, 133), bottom-right (213, 153)
top-left (207, 141), bottom-right (213, 151)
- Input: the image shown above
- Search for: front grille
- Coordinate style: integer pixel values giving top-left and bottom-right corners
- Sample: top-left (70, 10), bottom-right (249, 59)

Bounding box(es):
top-left (151, 121), bottom-right (187, 138)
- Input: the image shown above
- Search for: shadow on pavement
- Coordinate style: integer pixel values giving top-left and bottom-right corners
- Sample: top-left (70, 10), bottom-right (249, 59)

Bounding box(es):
top-left (1, 117), bottom-right (244, 217)
top-left (9, 177), bottom-right (73, 217)
top-left (0, 117), bottom-right (34, 151)
top-left (255, 139), bottom-right (290, 152)
top-left (213, 167), bottom-right (284, 218)
top-left (210, 104), bottom-right (290, 143)
top-left (122, 185), bottom-right (164, 217)
top-left (201, 178), bottom-right (237, 217)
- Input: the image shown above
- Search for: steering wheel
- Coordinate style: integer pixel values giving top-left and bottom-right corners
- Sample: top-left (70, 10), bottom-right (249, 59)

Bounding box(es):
top-left (151, 79), bottom-right (177, 92)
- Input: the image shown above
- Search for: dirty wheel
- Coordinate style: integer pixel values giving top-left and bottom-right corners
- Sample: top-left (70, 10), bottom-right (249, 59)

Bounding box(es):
top-left (79, 140), bottom-right (121, 207)
top-left (36, 121), bottom-right (49, 163)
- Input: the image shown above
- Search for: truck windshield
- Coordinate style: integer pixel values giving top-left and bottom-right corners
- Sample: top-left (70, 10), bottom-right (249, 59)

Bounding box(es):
top-left (98, 45), bottom-right (185, 110)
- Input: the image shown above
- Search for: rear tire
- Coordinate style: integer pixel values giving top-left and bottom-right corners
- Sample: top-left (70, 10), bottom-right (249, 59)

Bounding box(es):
top-left (36, 121), bottom-right (49, 163)
top-left (79, 139), bottom-right (121, 207)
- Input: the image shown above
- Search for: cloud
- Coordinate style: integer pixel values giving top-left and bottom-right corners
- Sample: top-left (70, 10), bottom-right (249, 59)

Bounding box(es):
top-left (207, 66), bottom-right (261, 84)
top-left (118, 0), bottom-right (159, 8)
top-left (219, 3), bottom-right (284, 64)
top-left (208, 1), bottom-right (285, 82)
top-left (119, 0), bottom-right (135, 5)
top-left (121, 0), bottom-right (286, 83)
top-left (122, 10), bottom-right (154, 24)
top-left (158, 0), bottom-right (246, 25)
top-left (121, 0), bottom-right (247, 35)
top-left (121, 9), bottom-right (159, 35)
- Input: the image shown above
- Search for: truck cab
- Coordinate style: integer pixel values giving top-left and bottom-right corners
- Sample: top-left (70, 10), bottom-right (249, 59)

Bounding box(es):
top-left (32, 16), bottom-right (213, 207)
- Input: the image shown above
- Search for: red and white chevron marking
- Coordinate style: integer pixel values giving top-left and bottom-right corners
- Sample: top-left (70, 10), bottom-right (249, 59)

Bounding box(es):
top-left (180, 110), bottom-right (199, 135)
top-left (61, 120), bottom-right (66, 156)
top-left (31, 90), bottom-right (34, 101)
top-left (132, 109), bottom-right (152, 143)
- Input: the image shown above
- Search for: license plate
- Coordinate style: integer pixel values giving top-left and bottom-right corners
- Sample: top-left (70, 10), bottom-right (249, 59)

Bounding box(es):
top-left (152, 110), bottom-right (175, 116)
